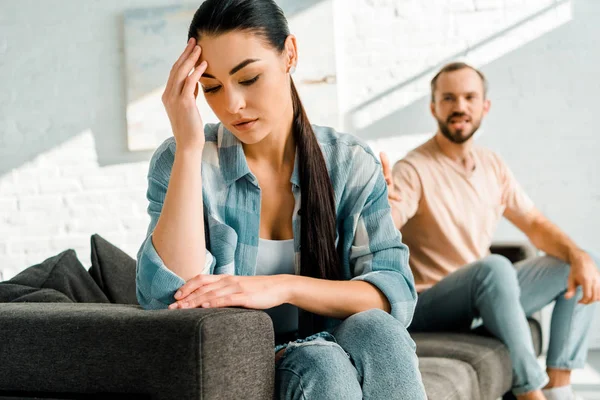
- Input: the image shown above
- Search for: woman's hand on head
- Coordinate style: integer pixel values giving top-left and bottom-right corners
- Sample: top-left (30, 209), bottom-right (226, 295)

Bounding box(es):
top-left (168, 274), bottom-right (293, 310)
top-left (162, 37), bottom-right (208, 151)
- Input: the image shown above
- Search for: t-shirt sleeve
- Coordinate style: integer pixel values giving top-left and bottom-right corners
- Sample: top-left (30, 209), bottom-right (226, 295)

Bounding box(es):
top-left (496, 154), bottom-right (535, 218)
top-left (390, 160), bottom-right (422, 228)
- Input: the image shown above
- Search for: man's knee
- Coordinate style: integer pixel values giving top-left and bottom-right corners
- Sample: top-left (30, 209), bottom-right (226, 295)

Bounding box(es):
top-left (474, 254), bottom-right (519, 292)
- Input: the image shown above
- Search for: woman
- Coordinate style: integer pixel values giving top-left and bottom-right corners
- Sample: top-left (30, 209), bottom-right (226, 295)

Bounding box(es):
top-left (136, 0), bottom-right (425, 398)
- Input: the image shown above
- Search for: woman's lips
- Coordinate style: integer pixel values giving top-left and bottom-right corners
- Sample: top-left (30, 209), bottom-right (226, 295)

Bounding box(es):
top-left (233, 119), bottom-right (258, 131)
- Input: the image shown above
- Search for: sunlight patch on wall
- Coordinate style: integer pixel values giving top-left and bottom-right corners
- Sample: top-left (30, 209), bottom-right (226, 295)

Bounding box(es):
top-left (348, 1), bottom-right (572, 132)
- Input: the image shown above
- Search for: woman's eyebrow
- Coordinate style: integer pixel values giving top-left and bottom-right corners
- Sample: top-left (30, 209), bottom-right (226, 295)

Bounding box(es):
top-left (201, 58), bottom-right (260, 79)
top-left (229, 58), bottom-right (260, 75)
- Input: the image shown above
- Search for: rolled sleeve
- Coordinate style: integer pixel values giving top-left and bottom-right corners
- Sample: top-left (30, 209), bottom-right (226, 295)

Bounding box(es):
top-left (353, 269), bottom-right (417, 327)
top-left (349, 160), bottom-right (418, 327)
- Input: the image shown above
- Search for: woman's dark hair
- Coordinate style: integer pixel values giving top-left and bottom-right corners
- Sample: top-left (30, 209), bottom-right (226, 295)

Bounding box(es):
top-left (189, 0), bottom-right (341, 336)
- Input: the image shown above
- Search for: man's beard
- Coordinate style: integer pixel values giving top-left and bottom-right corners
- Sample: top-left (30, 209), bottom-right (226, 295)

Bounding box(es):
top-left (437, 112), bottom-right (482, 144)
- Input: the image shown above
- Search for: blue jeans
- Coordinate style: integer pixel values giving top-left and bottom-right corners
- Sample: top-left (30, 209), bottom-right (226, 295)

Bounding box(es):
top-left (409, 253), bottom-right (599, 395)
top-left (275, 309), bottom-right (427, 399)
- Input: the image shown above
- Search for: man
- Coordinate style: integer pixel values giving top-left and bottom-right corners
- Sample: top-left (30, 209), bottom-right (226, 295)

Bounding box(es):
top-left (380, 62), bottom-right (600, 400)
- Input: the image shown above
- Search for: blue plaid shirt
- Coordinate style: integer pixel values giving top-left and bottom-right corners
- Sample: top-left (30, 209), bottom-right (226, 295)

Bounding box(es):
top-left (136, 123), bottom-right (417, 328)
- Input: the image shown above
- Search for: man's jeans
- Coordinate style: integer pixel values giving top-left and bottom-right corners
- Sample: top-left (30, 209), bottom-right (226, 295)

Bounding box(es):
top-left (274, 309), bottom-right (427, 399)
top-left (409, 253), bottom-right (599, 395)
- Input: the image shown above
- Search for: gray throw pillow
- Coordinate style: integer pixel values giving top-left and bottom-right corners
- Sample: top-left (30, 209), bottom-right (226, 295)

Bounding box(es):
top-left (88, 234), bottom-right (138, 305)
top-left (2, 249), bottom-right (108, 303)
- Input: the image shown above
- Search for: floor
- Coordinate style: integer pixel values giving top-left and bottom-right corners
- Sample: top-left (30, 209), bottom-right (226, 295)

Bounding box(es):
top-left (540, 350), bottom-right (600, 399)
top-left (573, 350), bottom-right (600, 399)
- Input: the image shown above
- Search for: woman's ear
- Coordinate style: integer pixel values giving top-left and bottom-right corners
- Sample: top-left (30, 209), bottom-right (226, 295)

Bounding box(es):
top-left (284, 35), bottom-right (298, 73)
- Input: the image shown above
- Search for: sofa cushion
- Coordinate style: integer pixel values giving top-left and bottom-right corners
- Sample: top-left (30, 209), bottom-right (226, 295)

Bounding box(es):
top-left (413, 332), bottom-right (512, 399)
top-left (472, 317), bottom-right (543, 356)
top-left (88, 234), bottom-right (138, 305)
top-left (419, 357), bottom-right (480, 400)
top-left (413, 318), bottom-right (542, 398)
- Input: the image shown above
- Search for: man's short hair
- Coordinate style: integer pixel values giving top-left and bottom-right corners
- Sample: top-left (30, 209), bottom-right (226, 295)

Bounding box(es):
top-left (430, 62), bottom-right (488, 102)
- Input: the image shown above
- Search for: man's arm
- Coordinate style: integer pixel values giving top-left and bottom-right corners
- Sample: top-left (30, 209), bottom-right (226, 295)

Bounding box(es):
top-left (506, 207), bottom-right (579, 263)
top-left (505, 206), bottom-right (600, 304)
top-left (496, 149), bottom-right (600, 305)
top-left (380, 152), bottom-right (422, 230)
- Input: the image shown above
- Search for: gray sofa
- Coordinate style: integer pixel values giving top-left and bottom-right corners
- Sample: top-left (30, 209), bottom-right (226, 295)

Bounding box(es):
top-left (0, 239), bottom-right (541, 399)
top-left (415, 243), bottom-right (543, 399)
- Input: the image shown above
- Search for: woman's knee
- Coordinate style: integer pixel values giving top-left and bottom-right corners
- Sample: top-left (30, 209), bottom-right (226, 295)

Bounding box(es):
top-left (338, 309), bottom-right (416, 356)
top-left (276, 339), bottom-right (361, 399)
top-left (344, 309), bottom-right (405, 335)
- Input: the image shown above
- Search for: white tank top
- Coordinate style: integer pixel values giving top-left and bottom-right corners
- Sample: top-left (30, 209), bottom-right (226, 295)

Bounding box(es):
top-left (255, 238), bottom-right (298, 334)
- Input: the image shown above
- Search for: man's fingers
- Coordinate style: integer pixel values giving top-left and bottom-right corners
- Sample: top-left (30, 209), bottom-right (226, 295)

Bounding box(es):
top-left (380, 152), bottom-right (391, 179)
top-left (564, 275), bottom-right (576, 299)
top-left (388, 192), bottom-right (401, 202)
top-left (579, 280), bottom-right (593, 304)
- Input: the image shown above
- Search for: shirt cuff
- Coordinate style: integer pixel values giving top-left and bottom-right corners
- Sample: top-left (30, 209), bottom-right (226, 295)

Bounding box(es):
top-left (352, 270), bottom-right (417, 327)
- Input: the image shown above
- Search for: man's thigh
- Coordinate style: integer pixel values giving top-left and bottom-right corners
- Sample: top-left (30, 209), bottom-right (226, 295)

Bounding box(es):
top-left (409, 261), bottom-right (483, 332)
top-left (514, 255), bottom-right (570, 316)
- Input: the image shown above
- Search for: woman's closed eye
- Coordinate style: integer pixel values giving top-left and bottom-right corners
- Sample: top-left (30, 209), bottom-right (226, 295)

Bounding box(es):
top-left (202, 85), bottom-right (221, 94)
top-left (202, 75), bottom-right (261, 94)
top-left (240, 75), bottom-right (260, 86)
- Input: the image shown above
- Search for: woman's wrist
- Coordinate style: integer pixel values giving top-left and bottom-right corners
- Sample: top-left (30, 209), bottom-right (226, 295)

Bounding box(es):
top-left (176, 143), bottom-right (204, 157)
top-left (278, 274), bottom-right (300, 305)
top-left (174, 145), bottom-right (205, 169)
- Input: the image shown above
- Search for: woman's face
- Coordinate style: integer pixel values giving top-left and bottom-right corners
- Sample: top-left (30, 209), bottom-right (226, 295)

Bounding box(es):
top-left (197, 31), bottom-right (296, 144)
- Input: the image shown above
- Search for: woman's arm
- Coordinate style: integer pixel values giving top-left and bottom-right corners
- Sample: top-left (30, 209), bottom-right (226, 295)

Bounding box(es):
top-left (136, 140), bottom-right (216, 310)
top-left (137, 39), bottom-right (215, 310)
top-left (168, 273), bottom-right (388, 318)
top-left (151, 38), bottom-right (210, 281)
top-left (151, 147), bottom-right (207, 281)
top-left (285, 276), bottom-right (389, 318)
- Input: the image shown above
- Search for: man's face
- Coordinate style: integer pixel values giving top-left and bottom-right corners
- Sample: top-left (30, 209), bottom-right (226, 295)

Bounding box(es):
top-left (430, 68), bottom-right (490, 144)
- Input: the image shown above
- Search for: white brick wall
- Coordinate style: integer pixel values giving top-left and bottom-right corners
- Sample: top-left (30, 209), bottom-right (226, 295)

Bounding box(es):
top-left (0, 0), bottom-right (213, 281)
top-left (0, 130), bottom-right (149, 280)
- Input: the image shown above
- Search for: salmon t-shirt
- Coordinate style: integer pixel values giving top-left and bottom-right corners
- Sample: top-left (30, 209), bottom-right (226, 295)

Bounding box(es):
top-left (391, 137), bottom-right (534, 292)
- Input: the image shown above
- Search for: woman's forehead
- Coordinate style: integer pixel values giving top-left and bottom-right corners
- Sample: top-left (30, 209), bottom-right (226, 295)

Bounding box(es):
top-left (198, 31), bottom-right (278, 71)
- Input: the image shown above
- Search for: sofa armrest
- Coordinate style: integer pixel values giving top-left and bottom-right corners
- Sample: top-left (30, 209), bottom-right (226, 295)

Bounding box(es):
top-left (0, 303), bottom-right (274, 400)
top-left (490, 241), bottom-right (538, 264)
